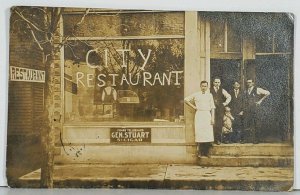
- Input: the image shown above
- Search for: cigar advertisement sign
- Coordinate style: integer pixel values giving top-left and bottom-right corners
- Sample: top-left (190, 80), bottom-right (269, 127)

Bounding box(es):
top-left (110, 128), bottom-right (151, 143)
top-left (7, 6), bottom-right (294, 191)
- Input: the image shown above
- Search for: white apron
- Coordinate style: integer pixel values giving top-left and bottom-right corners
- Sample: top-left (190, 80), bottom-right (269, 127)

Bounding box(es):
top-left (185, 91), bottom-right (216, 143)
top-left (195, 110), bottom-right (214, 142)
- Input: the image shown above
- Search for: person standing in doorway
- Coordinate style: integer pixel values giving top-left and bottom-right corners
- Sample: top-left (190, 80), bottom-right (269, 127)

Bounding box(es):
top-left (229, 81), bottom-right (245, 143)
top-left (243, 78), bottom-right (270, 144)
top-left (185, 81), bottom-right (215, 157)
top-left (210, 77), bottom-right (231, 145)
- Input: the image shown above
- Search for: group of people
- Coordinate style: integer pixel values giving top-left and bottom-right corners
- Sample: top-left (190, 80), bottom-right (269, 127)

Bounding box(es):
top-left (184, 77), bottom-right (270, 157)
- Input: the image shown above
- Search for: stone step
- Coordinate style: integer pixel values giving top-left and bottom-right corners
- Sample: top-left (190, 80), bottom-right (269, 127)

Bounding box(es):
top-left (198, 155), bottom-right (293, 167)
top-left (209, 143), bottom-right (293, 156)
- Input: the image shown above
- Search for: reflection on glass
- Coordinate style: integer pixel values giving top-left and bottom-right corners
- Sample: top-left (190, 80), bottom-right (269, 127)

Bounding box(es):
top-left (64, 39), bottom-right (184, 123)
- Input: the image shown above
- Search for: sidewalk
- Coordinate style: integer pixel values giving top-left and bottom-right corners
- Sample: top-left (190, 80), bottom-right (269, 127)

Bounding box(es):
top-left (18, 164), bottom-right (293, 191)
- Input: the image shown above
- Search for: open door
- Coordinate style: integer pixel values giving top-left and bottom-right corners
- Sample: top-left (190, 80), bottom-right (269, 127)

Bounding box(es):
top-left (210, 59), bottom-right (241, 91)
top-left (251, 55), bottom-right (291, 142)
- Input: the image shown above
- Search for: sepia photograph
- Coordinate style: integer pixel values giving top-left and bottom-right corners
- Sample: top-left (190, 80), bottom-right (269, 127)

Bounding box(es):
top-left (6, 7), bottom-right (294, 191)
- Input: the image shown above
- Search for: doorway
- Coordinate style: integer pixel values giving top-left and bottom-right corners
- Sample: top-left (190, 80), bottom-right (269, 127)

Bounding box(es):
top-left (210, 56), bottom-right (292, 142)
top-left (210, 59), bottom-right (241, 91)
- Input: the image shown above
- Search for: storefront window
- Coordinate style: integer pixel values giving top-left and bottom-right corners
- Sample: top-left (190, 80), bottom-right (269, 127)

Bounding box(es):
top-left (63, 12), bottom-right (185, 123)
top-left (63, 39), bottom-right (184, 123)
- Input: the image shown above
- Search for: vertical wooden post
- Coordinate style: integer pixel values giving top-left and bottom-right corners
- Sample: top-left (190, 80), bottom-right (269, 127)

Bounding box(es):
top-left (184, 12), bottom-right (211, 161)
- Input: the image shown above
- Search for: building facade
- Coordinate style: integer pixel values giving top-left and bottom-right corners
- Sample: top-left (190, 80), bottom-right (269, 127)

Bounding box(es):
top-left (8, 10), bottom-right (294, 165)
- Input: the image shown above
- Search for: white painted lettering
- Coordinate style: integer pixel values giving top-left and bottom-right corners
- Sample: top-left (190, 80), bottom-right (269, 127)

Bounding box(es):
top-left (76, 72), bottom-right (85, 87)
top-left (116, 49), bottom-right (130, 68)
top-left (172, 71), bottom-right (183, 86)
top-left (97, 74), bottom-right (106, 87)
top-left (120, 74), bottom-right (130, 85)
top-left (138, 49), bottom-right (152, 71)
top-left (143, 72), bottom-right (152, 86)
top-left (87, 73), bottom-right (94, 87)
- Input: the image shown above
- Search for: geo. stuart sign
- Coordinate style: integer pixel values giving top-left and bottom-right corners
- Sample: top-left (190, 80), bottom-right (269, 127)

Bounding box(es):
top-left (110, 128), bottom-right (151, 143)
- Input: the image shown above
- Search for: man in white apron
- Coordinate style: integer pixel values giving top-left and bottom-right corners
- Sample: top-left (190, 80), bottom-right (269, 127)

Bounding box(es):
top-left (185, 81), bottom-right (215, 157)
